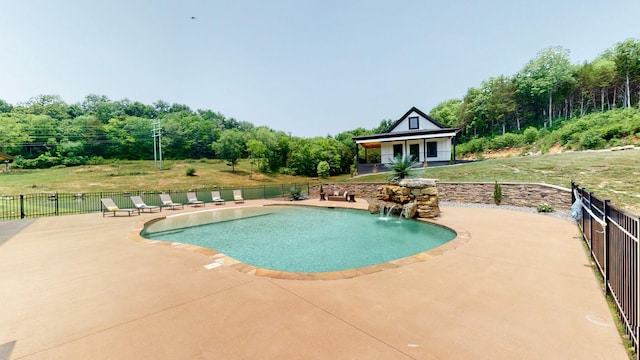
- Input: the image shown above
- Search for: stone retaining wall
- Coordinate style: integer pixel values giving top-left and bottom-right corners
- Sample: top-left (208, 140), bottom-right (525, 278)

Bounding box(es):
top-left (312, 182), bottom-right (571, 210)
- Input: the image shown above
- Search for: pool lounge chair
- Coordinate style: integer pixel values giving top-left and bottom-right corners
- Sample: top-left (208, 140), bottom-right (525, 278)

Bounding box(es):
top-left (233, 189), bottom-right (244, 204)
top-left (130, 196), bottom-right (161, 213)
top-left (100, 198), bottom-right (139, 217)
top-left (211, 191), bottom-right (226, 205)
top-left (186, 192), bottom-right (205, 207)
top-left (160, 194), bottom-right (184, 210)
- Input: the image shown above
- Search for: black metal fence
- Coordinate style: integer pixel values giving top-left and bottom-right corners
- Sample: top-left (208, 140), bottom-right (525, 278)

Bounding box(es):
top-left (0, 183), bottom-right (310, 221)
top-left (572, 181), bottom-right (640, 354)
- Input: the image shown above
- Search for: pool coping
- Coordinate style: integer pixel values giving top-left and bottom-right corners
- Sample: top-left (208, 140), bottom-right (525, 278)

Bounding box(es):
top-left (129, 201), bottom-right (471, 280)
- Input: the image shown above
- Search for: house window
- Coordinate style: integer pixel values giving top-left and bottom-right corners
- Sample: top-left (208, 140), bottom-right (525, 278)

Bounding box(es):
top-left (393, 144), bottom-right (403, 158)
top-left (409, 144), bottom-right (419, 161)
top-left (427, 142), bottom-right (437, 158)
top-left (408, 116), bottom-right (419, 129)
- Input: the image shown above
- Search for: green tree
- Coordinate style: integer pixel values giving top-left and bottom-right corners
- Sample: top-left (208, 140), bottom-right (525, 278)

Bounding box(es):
top-left (317, 161), bottom-right (330, 178)
top-left (515, 47), bottom-right (575, 127)
top-left (82, 94), bottom-right (115, 123)
top-left (103, 116), bottom-right (153, 159)
top-left (613, 39), bottom-right (640, 108)
top-left (485, 76), bottom-right (517, 133)
top-left (459, 87), bottom-right (489, 138)
top-left (0, 99), bottom-right (14, 113)
top-left (372, 119), bottom-right (394, 133)
top-left (246, 127), bottom-right (282, 172)
top-left (246, 138), bottom-right (269, 172)
top-left (0, 113), bottom-right (29, 156)
top-left (429, 99), bottom-right (462, 128)
top-left (21, 94), bottom-right (70, 120)
top-left (212, 129), bottom-right (245, 171)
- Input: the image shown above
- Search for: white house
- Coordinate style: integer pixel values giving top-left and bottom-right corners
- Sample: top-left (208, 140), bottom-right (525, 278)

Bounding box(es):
top-left (352, 107), bottom-right (460, 174)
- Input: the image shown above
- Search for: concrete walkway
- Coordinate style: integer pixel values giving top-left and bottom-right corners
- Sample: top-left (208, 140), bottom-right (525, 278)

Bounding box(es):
top-left (0, 199), bottom-right (628, 359)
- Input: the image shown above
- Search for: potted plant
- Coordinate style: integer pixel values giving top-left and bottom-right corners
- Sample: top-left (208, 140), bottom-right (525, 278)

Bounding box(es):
top-left (319, 184), bottom-right (325, 201)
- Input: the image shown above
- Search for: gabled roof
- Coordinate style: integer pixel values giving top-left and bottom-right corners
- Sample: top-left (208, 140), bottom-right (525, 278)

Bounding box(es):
top-left (385, 106), bottom-right (448, 132)
top-left (352, 106), bottom-right (459, 143)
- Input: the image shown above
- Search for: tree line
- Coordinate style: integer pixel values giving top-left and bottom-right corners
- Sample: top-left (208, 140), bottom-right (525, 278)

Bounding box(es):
top-left (429, 39), bottom-right (640, 140)
top-left (1, 38), bottom-right (638, 176)
top-left (0, 94), bottom-right (390, 176)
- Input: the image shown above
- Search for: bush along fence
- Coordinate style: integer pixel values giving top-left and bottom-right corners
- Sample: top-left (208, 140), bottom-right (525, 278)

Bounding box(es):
top-left (0, 183), bottom-right (310, 221)
top-left (572, 181), bottom-right (640, 355)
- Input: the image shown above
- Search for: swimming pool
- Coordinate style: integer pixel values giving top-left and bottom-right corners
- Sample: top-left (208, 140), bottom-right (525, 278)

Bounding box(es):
top-left (141, 205), bottom-right (457, 273)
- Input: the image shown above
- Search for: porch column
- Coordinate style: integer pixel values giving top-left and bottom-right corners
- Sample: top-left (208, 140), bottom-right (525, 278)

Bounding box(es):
top-left (423, 138), bottom-right (427, 163)
top-left (452, 136), bottom-right (456, 163)
top-left (354, 142), bottom-right (359, 175)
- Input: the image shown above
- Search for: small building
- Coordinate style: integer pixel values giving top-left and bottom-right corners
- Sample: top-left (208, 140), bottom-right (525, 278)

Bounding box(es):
top-left (352, 107), bottom-right (460, 175)
top-left (0, 152), bottom-right (14, 172)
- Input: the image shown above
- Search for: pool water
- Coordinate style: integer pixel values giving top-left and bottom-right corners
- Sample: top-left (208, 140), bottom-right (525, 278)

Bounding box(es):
top-left (142, 205), bottom-right (456, 273)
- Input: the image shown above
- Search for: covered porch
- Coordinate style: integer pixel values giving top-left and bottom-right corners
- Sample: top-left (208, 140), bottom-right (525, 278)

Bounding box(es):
top-left (353, 132), bottom-right (460, 175)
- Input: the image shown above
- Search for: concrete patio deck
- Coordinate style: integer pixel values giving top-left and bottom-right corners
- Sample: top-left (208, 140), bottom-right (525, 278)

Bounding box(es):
top-left (0, 199), bottom-right (628, 359)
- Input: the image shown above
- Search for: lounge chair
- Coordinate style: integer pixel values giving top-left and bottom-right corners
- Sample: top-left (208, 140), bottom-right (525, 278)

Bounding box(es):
top-left (100, 198), bottom-right (139, 217)
top-left (233, 189), bottom-right (244, 204)
top-left (186, 192), bottom-right (205, 207)
top-left (211, 191), bottom-right (226, 205)
top-left (130, 196), bottom-right (161, 213)
top-left (159, 194), bottom-right (184, 210)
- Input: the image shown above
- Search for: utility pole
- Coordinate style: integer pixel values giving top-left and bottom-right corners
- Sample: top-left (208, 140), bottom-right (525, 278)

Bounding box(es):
top-left (249, 153), bottom-right (254, 179)
top-left (152, 120), bottom-right (163, 170)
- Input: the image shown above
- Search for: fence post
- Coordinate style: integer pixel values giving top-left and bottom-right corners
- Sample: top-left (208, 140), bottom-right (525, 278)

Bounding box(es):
top-left (635, 217), bottom-right (640, 360)
top-left (20, 194), bottom-right (25, 219)
top-left (571, 181), bottom-right (575, 203)
top-left (637, 216), bottom-right (640, 359)
top-left (604, 199), bottom-right (610, 296)
top-left (589, 192), bottom-right (594, 248)
top-left (55, 192), bottom-right (59, 216)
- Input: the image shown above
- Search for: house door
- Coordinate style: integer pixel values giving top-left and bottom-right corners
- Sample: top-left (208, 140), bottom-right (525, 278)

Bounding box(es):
top-left (409, 144), bottom-right (419, 161)
top-left (393, 144), bottom-right (403, 158)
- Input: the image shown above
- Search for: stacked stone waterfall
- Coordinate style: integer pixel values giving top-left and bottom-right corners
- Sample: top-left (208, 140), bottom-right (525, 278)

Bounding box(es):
top-left (367, 178), bottom-right (440, 219)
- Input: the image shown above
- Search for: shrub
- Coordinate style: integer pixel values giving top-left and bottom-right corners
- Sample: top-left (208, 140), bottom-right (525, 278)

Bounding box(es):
top-left (386, 154), bottom-right (419, 182)
top-left (87, 156), bottom-right (106, 165)
top-left (288, 186), bottom-right (304, 200)
top-left (317, 161), bottom-right (330, 178)
top-left (523, 127), bottom-right (539, 144)
top-left (609, 138), bottom-right (622, 147)
top-left (185, 167), bottom-right (197, 176)
top-left (601, 123), bottom-right (624, 140)
top-left (62, 156), bottom-right (87, 167)
top-left (536, 204), bottom-right (554, 213)
top-left (489, 133), bottom-right (524, 149)
top-left (493, 181), bottom-right (502, 205)
top-left (279, 167), bottom-right (296, 175)
top-left (579, 130), bottom-right (605, 149)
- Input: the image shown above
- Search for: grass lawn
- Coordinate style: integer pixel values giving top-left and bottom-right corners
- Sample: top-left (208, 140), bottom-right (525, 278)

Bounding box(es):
top-left (1, 149), bottom-right (639, 214)
top-left (0, 158), bottom-right (319, 195)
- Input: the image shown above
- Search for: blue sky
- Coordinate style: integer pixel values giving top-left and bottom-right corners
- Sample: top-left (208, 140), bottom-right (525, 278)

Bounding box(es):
top-left (1, 0), bottom-right (638, 137)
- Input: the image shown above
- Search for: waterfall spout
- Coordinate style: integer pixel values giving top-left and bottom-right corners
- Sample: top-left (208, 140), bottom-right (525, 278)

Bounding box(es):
top-left (378, 204), bottom-right (396, 221)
